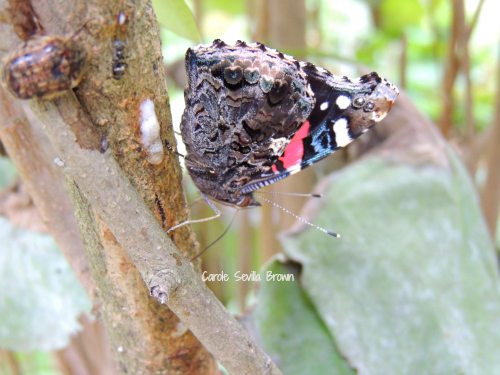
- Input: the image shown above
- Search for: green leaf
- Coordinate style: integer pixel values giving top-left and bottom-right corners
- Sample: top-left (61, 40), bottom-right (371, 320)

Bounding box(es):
top-left (152, 0), bottom-right (201, 42)
top-left (0, 217), bottom-right (92, 351)
top-left (252, 260), bottom-right (354, 375)
top-left (204, 0), bottom-right (245, 16)
top-left (280, 154), bottom-right (500, 374)
top-left (0, 157), bottom-right (17, 189)
top-left (379, 0), bottom-right (424, 36)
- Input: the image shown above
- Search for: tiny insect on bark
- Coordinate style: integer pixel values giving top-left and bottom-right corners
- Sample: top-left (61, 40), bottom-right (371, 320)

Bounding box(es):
top-left (2, 35), bottom-right (87, 100)
top-left (112, 10), bottom-right (130, 80)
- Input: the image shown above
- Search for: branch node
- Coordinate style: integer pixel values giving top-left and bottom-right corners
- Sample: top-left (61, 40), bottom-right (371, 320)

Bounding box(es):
top-left (148, 269), bottom-right (180, 304)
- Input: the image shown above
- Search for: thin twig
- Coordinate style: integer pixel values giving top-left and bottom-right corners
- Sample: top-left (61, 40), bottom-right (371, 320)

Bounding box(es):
top-left (465, 0), bottom-right (485, 41)
top-left (480, 41), bottom-right (500, 239)
top-left (399, 33), bottom-right (407, 89)
top-left (460, 0), bottom-right (485, 141)
top-left (438, 0), bottom-right (463, 136)
top-left (438, 0), bottom-right (486, 137)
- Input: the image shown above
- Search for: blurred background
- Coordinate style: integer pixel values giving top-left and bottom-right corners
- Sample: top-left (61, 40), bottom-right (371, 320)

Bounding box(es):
top-left (157, 0), bottom-right (498, 309)
top-left (1, 0), bottom-right (499, 373)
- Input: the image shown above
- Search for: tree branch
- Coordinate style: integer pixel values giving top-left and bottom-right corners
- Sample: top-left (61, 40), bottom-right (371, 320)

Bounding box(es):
top-left (32, 94), bottom-right (282, 375)
top-left (0, 0), bottom-right (283, 373)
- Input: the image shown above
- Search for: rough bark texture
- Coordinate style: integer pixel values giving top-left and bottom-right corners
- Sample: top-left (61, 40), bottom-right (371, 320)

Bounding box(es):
top-left (32, 94), bottom-right (283, 374)
top-left (39, 1), bottom-right (217, 374)
top-left (31, 0), bottom-right (216, 373)
top-left (0, 2), bottom-right (115, 371)
top-left (0, 0), bottom-right (283, 373)
top-left (0, 0), bottom-right (203, 373)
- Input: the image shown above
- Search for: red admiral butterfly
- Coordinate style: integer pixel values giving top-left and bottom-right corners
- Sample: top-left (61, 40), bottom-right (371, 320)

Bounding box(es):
top-left (178, 39), bottom-right (398, 222)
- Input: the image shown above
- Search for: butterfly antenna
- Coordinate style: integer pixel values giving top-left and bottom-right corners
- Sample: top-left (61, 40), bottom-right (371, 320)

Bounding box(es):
top-left (256, 191), bottom-right (322, 199)
top-left (191, 209), bottom-right (239, 261)
top-left (257, 195), bottom-right (340, 238)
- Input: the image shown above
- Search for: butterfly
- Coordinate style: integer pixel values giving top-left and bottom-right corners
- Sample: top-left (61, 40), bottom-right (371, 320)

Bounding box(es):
top-left (179, 39), bottom-right (398, 214)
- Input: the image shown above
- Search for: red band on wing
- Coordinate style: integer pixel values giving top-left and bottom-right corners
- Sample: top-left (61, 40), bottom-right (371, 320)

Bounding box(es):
top-left (276, 120), bottom-right (310, 171)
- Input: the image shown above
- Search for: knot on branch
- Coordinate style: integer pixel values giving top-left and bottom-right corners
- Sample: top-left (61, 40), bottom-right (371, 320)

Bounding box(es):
top-left (148, 269), bottom-right (181, 304)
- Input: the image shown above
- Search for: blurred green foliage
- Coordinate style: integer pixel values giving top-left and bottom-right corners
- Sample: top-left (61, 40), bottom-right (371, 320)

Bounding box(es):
top-left (154, 2), bottom-right (499, 372)
top-left (0, 351), bottom-right (59, 375)
top-left (1, 0), bottom-right (498, 373)
top-left (0, 157), bottom-right (17, 189)
top-left (0, 215), bottom-right (92, 352)
top-left (253, 155), bottom-right (500, 373)
top-left (379, 0), bottom-right (425, 36)
top-left (158, 0), bottom-right (497, 132)
top-left (253, 261), bottom-right (354, 375)
top-left (0, 158), bottom-right (91, 374)
top-left (153, 0), bottom-right (201, 41)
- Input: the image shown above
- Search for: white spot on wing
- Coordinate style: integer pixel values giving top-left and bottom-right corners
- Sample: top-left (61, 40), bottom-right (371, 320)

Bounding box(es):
top-left (332, 118), bottom-right (352, 147)
top-left (320, 102), bottom-right (329, 111)
top-left (140, 99), bottom-right (164, 165)
top-left (336, 95), bottom-right (351, 110)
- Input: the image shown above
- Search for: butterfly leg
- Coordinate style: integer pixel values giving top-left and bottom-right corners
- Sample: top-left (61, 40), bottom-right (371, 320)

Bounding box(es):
top-left (166, 195), bottom-right (221, 233)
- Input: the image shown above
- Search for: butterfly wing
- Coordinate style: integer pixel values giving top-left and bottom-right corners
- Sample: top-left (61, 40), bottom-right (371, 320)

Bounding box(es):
top-left (240, 64), bottom-right (399, 195)
top-left (181, 40), bottom-right (316, 206)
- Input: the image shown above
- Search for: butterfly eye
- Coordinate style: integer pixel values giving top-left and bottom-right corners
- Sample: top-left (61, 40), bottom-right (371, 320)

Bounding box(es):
top-left (353, 96), bottom-right (365, 108)
top-left (363, 101), bottom-right (375, 112)
top-left (236, 195), bottom-right (252, 207)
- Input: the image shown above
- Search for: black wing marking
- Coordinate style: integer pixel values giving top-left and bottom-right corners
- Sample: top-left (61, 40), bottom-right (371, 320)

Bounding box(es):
top-left (240, 65), bottom-right (398, 194)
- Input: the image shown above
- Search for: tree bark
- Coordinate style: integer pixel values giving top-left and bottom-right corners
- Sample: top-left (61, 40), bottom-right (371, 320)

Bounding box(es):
top-left (0, 0), bottom-right (283, 374)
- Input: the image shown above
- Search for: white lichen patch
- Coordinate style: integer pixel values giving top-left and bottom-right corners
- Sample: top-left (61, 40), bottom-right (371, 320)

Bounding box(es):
top-left (139, 98), bottom-right (164, 165)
